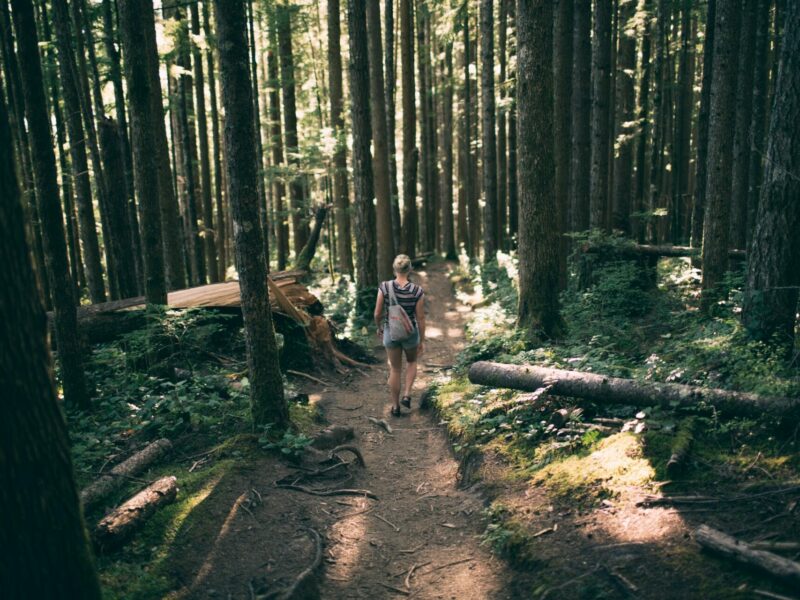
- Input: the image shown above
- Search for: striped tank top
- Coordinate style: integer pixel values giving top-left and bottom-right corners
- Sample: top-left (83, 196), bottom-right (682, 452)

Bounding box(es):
top-left (380, 280), bottom-right (424, 325)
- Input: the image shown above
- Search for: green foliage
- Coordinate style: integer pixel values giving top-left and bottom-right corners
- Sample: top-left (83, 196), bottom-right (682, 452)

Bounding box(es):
top-left (480, 504), bottom-right (539, 568)
top-left (258, 423), bottom-right (313, 460)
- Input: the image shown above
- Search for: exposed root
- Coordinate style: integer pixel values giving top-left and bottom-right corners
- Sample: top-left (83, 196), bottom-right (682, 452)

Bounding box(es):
top-left (275, 527), bottom-right (323, 600)
top-left (275, 483), bottom-right (378, 500)
top-left (329, 445), bottom-right (366, 467)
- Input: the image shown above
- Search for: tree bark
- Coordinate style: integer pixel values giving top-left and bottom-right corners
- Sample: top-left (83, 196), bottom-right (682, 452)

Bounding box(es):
top-left (633, 0), bottom-right (652, 243)
top-left (416, 1), bottom-right (431, 252)
top-left (191, 3), bottom-right (219, 283)
top-left (384, 0), bottom-right (402, 253)
top-left (507, 0), bottom-right (518, 241)
top-left (327, 0), bottom-right (353, 276)
top-left (118, 0), bottom-right (168, 304)
top-left (348, 0), bottom-right (379, 317)
top-left (11, 0), bottom-right (90, 408)
top-left (268, 33), bottom-right (290, 273)
top-left (215, 0), bottom-right (287, 427)
top-left (464, 10), bottom-right (480, 258)
top-left (612, 0), bottom-right (636, 234)
top-left (496, 0), bottom-right (509, 248)
top-left (742, 0), bottom-right (800, 348)
top-left (276, 3), bottom-right (308, 256)
top-left (672, 0), bottom-right (694, 243)
top-left (366, 0), bottom-right (395, 280)
top-left (701, 0), bottom-right (741, 310)
top-left (468, 361), bottom-right (800, 416)
top-left (0, 77), bottom-right (100, 596)
top-left (554, 0), bottom-right (572, 282)
top-left (401, 0), bottom-right (418, 257)
top-left (441, 41), bottom-right (457, 259)
top-left (589, 0), bottom-right (612, 230)
top-left (480, 0), bottom-right (498, 260)
top-left (294, 206), bottom-right (328, 273)
top-left (516, 0), bottom-right (563, 339)
top-left (92, 476), bottom-right (178, 553)
top-left (690, 0), bottom-right (715, 252)
top-left (570, 0), bottom-right (591, 231)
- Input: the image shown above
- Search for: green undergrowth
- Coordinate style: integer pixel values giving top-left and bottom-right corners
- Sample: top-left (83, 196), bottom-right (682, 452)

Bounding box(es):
top-left (61, 306), bottom-right (324, 598)
top-left (432, 244), bottom-right (800, 584)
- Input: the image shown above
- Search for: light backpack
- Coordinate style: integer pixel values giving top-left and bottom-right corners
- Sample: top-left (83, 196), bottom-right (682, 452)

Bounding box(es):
top-left (386, 281), bottom-right (415, 342)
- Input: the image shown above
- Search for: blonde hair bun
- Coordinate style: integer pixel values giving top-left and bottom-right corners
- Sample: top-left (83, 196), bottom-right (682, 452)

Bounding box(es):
top-left (393, 254), bottom-right (412, 274)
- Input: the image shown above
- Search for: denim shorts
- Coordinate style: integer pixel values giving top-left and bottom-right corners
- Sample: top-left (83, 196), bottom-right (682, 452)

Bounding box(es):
top-left (383, 326), bottom-right (420, 350)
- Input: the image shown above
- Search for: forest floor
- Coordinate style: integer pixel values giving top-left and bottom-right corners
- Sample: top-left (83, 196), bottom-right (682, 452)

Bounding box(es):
top-left (88, 262), bottom-right (800, 600)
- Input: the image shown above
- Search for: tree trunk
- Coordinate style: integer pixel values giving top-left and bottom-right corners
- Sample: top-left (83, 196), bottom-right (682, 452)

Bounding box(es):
top-left (385, 0), bottom-right (402, 253)
top-left (612, 0), bottom-right (636, 234)
top-left (647, 0), bottom-right (667, 242)
top-left (672, 0), bottom-right (694, 243)
top-left (48, 0), bottom-right (106, 303)
top-left (267, 35), bottom-right (289, 273)
top-left (204, 2), bottom-right (227, 281)
top-left (93, 476), bottom-right (178, 553)
top-left (729, 0), bottom-right (757, 251)
top-left (590, 0), bottom-right (612, 231)
top-left (468, 361), bottom-right (800, 416)
top-left (507, 0), bottom-right (518, 241)
top-left (348, 0), bottom-right (379, 317)
top-left (118, 0), bottom-right (168, 305)
top-left (294, 206), bottom-right (328, 273)
top-left (746, 0), bottom-right (771, 251)
top-left (441, 41), bottom-right (457, 259)
top-left (464, 9), bottom-right (480, 258)
top-left (554, 0), bottom-right (572, 283)
top-left (366, 0), bottom-right (395, 280)
top-left (416, 1), bottom-right (431, 252)
top-left (701, 0), bottom-right (741, 310)
top-left (12, 0), bottom-right (90, 408)
top-left (98, 118), bottom-right (139, 299)
top-left (690, 0), bottom-right (715, 251)
top-left (424, 13), bottom-right (439, 254)
top-left (276, 3), bottom-right (308, 256)
top-left (480, 0), bottom-right (498, 260)
top-left (496, 0), bottom-right (509, 249)
top-left (327, 0), bottom-right (353, 276)
top-left (742, 0), bottom-right (800, 349)
top-left (516, 0), bottom-right (563, 339)
top-left (191, 3), bottom-right (219, 283)
top-left (633, 0), bottom-right (652, 243)
top-left (214, 0), bottom-right (287, 427)
top-left (401, 0), bottom-right (418, 257)
top-left (0, 78), bottom-right (100, 596)
top-left (570, 0), bottom-right (591, 231)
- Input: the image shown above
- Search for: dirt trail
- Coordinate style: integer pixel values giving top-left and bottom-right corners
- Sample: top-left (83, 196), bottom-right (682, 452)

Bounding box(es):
top-left (168, 262), bottom-right (521, 599)
top-left (313, 262), bottom-right (517, 599)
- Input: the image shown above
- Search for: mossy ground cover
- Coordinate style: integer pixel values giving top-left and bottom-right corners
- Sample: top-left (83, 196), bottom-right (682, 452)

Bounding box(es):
top-left (430, 246), bottom-right (800, 598)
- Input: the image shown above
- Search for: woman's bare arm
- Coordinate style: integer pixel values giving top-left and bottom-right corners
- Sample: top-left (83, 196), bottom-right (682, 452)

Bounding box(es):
top-left (373, 289), bottom-right (384, 333)
top-left (416, 295), bottom-right (426, 354)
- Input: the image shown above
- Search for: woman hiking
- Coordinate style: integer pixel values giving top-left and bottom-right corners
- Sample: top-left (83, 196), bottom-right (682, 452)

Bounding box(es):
top-left (373, 255), bottom-right (426, 416)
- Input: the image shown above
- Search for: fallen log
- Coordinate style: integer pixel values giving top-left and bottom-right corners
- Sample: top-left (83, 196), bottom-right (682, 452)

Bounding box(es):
top-left (666, 417), bottom-right (695, 477)
top-left (581, 243), bottom-right (746, 260)
top-left (467, 362), bottom-right (800, 417)
top-left (81, 438), bottom-right (172, 511)
top-left (694, 525), bottom-right (800, 586)
top-left (93, 476), bottom-right (178, 552)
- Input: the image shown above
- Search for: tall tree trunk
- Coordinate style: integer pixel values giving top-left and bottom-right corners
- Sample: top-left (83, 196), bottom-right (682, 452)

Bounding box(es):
top-left (690, 0), bottom-right (715, 251)
top-left (441, 40), bottom-right (457, 259)
top-left (647, 0), bottom-right (668, 242)
top-left (464, 8), bottom-right (480, 257)
top-left (590, 0), bottom-right (612, 230)
top-left (729, 0), bottom-right (758, 250)
top-left (328, 0), bottom-right (352, 275)
top-left (191, 3), bottom-right (219, 282)
top-left (268, 34), bottom-right (290, 273)
top-left (98, 117), bottom-right (139, 299)
top-left (11, 0), bottom-right (90, 407)
top-left (0, 79), bottom-right (101, 598)
top-left (348, 0), bottom-right (379, 316)
top-left (671, 0), bottom-right (694, 243)
top-left (276, 2), bottom-right (308, 256)
top-left (214, 0), bottom-right (287, 427)
top-left (507, 0), bottom-right (518, 240)
top-left (554, 0), bottom-right (572, 285)
top-left (401, 0), bottom-right (418, 257)
top-left (49, 0), bottom-right (106, 303)
top-left (742, 0), bottom-right (800, 348)
top-left (516, 0), bottom-right (563, 339)
top-left (384, 0), bottom-right (402, 252)
top-left (612, 0), bottom-right (636, 234)
top-left (366, 0), bottom-right (395, 279)
top-left (633, 0), bottom-right (652, 243)
top-left (118, 0), bottom-right (168, 304)
top-left (204, 1), bottom-right (227, 280)
top-left (416, 1), bottom-right (431, 252)
top-left (570, 0), bottom-right (591, 231)
top-left (480, 0), bottom-right (498, 260)
top-left (701, 0), bottom-right (741, 310)
top-left (424, 14), bottom-right (439, 254)
top-left (746, 0), bottom-right (771, 250)
top-left (496, 0), bottom-right (508, 248)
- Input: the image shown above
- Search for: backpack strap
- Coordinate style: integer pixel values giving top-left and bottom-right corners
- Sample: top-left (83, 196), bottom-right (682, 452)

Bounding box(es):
top-left (386, 280), bottom-right (399, 307)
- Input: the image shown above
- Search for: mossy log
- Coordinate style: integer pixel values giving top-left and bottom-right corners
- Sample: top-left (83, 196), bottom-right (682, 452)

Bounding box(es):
top-left (666, 418), bottom-right (695, 476)
top-left (467, 362), bottom-right (800, 417)
top-left (81, 439), bottom-right (173, 511)
top-left (694, 525), bottom-right (800, 586)
top-left (92, 476), bottom-right (178, 552)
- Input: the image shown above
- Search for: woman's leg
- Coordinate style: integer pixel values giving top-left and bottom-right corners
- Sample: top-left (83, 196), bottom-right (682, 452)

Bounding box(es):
top-left (387, 347), bottom-right (403, 410)
top-left (402, 346), bottom-right (418, 398)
